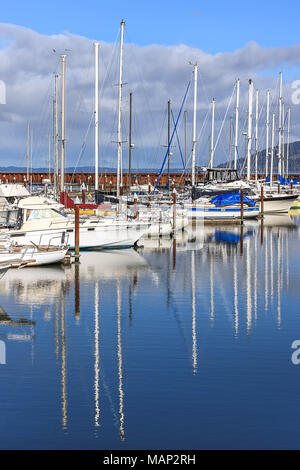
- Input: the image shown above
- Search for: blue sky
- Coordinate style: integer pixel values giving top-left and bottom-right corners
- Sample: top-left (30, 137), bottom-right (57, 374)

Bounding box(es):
top-left (1, 0), bottom-right (300, 52)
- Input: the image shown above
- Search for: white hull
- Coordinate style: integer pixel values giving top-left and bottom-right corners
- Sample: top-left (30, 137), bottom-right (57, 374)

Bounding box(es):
top-left (258, 195), bottom-right (298, 213)
top-left (7, 221), bottom-right (150, 249)
top-left (0, 248), bottom-right (68, 266)
top-left (186, 204), bottom-right (259, 220)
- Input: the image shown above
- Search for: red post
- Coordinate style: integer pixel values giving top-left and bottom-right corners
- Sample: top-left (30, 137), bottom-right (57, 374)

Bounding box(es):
top-left (172, 188), bottom-right (176, 232)
top-left (134, 194), bottom-right (138, 219)
top-left (278, 182), bottom-right (280, 194)
top-left (74, 197), bottom-right (80, 261)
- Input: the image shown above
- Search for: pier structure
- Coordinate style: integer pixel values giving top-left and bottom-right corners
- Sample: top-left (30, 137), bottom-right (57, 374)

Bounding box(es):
top-left (0, 171), bottom-right (296, 190)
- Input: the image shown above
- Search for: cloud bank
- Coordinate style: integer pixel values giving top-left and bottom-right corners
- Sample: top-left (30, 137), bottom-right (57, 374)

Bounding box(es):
top-left (0, 23), bottom-right (299, 171)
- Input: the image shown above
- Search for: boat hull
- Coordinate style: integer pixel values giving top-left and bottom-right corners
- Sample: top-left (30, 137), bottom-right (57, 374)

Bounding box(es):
top-left (257, 195), bottom-right (298, 213)
top-left (186, 205), bottom-right (260, 220)
top-left (0, 248), bottom-right (68, 266)
top-left (6, 221), bottom-right (150, 249)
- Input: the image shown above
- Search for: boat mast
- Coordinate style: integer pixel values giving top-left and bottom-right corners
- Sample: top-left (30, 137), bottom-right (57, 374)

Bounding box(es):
top-left (191, 63), bottom-right (198, 187)
top-left (270, 113), bottom-right (275, 188)
top-left (26, 123), bottom-right (30, 182)
top-left (129, 91), bottom-right (133, 188)
top-left (277, 71), bottom-right (283, 177)
top-left (184, 110), bottom-right (187, 171)
top-left (167, 99), bottom-right (171, 189)
top-left (54, 74), bottom-right (59, 196)
top-left (48, 133), bottom-right (51, 180)
top-left (286, 107), bottom-right (291, 178)
top-left (94, 42), bottom-right (99, 191)
top-left (282, 102), bottom-right (285, 178)
top-left (229, 117), bottom-right (233, 168)
top-left (265, 90), bottom-right (270, 178)
top-left (117, 20), bottom-right (125, 197)
top-left (60, 54), bottom-right (66, 193)
top-left (234, 78), bottom-right (240, 170)
top-left (255, 89), bottom-right (259, 182)
top-left (209, 98), bottom-right (215, 168)
top-left (246, 79), bottom-right (253, 182)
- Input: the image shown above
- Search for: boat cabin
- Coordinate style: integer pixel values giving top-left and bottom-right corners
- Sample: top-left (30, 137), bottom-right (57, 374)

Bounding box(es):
top-left (195, 167), bottom-right (240, 184)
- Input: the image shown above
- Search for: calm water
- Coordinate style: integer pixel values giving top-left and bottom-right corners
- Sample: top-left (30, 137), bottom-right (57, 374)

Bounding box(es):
top-left (1, 214), bottom-right (300, 450)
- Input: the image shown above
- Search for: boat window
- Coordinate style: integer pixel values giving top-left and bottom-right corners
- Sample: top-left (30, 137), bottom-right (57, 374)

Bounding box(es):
top-left (27, 209), bottom-right (65, 220)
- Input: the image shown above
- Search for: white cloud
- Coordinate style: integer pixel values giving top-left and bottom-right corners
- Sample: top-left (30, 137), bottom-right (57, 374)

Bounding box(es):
top-left (0, 23), bottom-right (299, 170)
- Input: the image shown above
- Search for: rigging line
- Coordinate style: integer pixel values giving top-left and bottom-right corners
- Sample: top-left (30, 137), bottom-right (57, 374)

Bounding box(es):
top-left (99, 34), bottom-right (120, 164)
top-left (124, 29), bottom-right (162, 144)
top-left (197, 67), bottom-right (214, 107)
top-left (171, 109), bottom-right (187, 172)
top-left (70, 112), bottom-right (94, 184)
top-left (31, 74), bottom-right (55, 169)
top-left (213, 84), bottom-right (235, 157)
top-left (152, 80), bottom-right (191, 194)
top-left (177, 107), bottom-right (210, 185)
top-left (99, 29), bottom-right (121, 98)
top-left (67, 48), bottom-right (94, 149)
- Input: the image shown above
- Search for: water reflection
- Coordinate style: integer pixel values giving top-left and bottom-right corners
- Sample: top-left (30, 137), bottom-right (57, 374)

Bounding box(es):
top-left (0, 214), bottom-right (298, 448)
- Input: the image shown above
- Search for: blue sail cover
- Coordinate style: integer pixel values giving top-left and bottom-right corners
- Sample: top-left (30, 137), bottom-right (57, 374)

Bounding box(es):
top-left (210, 193), bottom-right (256, 207)
top-left (278, 175), bottom-right (300, 185)
top-left (266, 175), bottom-right (300, 185)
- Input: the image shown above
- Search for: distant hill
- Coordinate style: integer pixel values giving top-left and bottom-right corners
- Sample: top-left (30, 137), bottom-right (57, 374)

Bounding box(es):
top-left (217, 140), bottom-right (300, 173)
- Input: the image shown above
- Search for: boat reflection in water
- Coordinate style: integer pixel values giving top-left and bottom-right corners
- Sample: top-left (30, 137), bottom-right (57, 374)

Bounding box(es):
top-left (0, 213), bottom-right (298, 449)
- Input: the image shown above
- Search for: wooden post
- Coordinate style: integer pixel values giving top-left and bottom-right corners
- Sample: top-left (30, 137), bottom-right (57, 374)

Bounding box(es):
top-left (260, 185), bottom-right (264, 216)
top-left (172, 188), bottom-right (176, 233)
top-left (82, 187), bottom-right (86, 204)
top-left (74, 197), bottom-right (80, 261)
top-left (134, 193), bottom-right (138, 220)
top-left (148, 180), bottom-right (151, 206)
top-left (278, 181), bottom-right (280, 194)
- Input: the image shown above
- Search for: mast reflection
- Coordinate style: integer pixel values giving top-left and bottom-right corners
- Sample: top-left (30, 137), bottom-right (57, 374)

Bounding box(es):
top-left (117, 280), bottom-right (125, 441)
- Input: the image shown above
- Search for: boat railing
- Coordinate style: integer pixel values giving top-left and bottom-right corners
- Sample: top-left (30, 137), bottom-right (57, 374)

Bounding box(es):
top-left (48, 217), bottom-right (73, 228)
top-left (36, 231), bottom-right (69, 249)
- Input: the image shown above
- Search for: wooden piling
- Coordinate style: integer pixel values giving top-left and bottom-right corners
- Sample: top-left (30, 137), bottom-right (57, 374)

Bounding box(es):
top-left (134, 194), bottom-right (138, 220)
top-left (172, 188), bottom-right (176, 233)
top-left (74, 197), bottom-right (80, 261)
